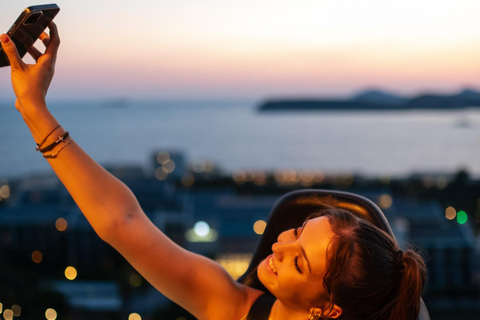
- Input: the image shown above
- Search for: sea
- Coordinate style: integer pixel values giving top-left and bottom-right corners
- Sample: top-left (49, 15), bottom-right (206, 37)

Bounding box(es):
top-left (1, 99), bottom-right (479, 180)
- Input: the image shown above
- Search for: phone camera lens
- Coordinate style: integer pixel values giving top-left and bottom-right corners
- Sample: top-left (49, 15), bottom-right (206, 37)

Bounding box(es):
top-left (24, 12), bottom-right (43, 25)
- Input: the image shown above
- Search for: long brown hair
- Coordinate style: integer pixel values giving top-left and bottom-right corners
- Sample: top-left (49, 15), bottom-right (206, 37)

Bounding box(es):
top-left (315, 208), bottom-right (427, 320)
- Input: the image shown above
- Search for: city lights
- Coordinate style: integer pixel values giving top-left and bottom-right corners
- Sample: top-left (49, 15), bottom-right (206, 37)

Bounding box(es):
top-left (65, 266), bottom-right (78, 280)
top-left (11, 305), bottom-right (21, 317)
top-left (378, 194), bottom-right (393, 209)
top-left (3, 309), bottom-right (13, 320)
top-left (155, 168), bottom-right (168, 180)
top-left (128, 313), bottom-right (142, 320)
top-left (45, 308), bottom-right (57, 320)
top-left (156, 151), bottom-right (170, 164)
top-left (194, 221), bottom-right (210, 237)
top-left (0, 185), bottom-right (10, 199)
top-left (457, 211), bottom-right (468, 225)
top-left (55, 218), bottom-right (68, 232)
top-left (186, 221), bottom-right (218, 242)
top-left (216, 254), bottom-right (252, 279)
top-left (32, 250), bottom-right (43, 264)
top-left (253, 220), bottom-right (267, 235)
top-left (445, 207), bottom-right (456, 220)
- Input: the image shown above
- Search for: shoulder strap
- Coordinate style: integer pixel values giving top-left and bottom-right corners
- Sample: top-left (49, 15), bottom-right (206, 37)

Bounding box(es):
top-left (246, 294), bottom-right (276, 320)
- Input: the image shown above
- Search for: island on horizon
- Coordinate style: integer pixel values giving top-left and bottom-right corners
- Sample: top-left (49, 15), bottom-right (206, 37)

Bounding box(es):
top-left (258, 88), bottom-right (480, 111)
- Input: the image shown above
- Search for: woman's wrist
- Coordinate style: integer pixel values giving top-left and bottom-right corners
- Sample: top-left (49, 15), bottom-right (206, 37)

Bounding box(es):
top-left (20, 101), bottom-right (62, 144)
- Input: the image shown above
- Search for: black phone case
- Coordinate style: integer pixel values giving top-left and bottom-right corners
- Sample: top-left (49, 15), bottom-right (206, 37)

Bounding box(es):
top-left (0, 4), bottom-right (60, 67)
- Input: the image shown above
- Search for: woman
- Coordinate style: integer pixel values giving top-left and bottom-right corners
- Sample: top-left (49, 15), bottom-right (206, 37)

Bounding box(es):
top-left (1, 23), bottom-right (426, 320)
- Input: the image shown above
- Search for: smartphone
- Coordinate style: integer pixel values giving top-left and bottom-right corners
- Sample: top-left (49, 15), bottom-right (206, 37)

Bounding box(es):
top-left (0, 4), bottom-right (60, 68)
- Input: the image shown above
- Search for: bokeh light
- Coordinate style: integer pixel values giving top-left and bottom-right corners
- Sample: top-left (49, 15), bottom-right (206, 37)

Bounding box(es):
top-left (128, 313), bottom-right (142, 320)
top-left (156, 151), bottom-right (170, 164)
top-left (0, 185), bottom-right (10, 199)
top-left (445, 206), bottom-right (456, 220)
top-left (45, 308), bottom-right (57, 320)
top-left (129, 273), bottom-right (143, 287)
top-left (55, 218), bottom-right (68, 232)
top-left (457, 211), bottom-right (468, 224)
top-left (193, 221), bottom-right (210, 237)
top-left (253, 220), bottom-right (267, 235)
top-left (65, 266), bottom-right (78, 280)
top-left (378, 194), bottom-right (393, 209)
top-left (32, 250), bottom-right (43, 264)
top-left (3, 309), bottom-right (13, 320)
top-left (11, 305), bottom-right (21, 317)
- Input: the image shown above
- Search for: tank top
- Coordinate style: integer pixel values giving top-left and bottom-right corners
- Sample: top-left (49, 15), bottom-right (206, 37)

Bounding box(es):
top-left (241, 294), bottom-right (276, 320)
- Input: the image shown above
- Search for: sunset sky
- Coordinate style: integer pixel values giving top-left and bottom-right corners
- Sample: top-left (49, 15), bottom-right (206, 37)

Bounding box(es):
top-left (1, 0), bottom-right (479, 100)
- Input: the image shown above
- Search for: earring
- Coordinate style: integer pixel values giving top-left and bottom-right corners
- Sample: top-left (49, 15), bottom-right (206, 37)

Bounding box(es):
top-left (308, 312), bottom-right (322, 320)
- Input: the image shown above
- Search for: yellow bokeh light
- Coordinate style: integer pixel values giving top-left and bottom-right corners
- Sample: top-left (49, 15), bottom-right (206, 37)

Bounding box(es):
top-left (3, 309), bottom-right (13, 320)
top-left (128, 313), bottom-right (142, 320)
top-left (445, 206), bottom-right (456, 220)
top-left (0, 185), bottom-right (10, 199)
top-left (216, 254), bottom-right (252, 279)
top-left (253, 220), bottom-right (267, 235)
top-left (157, 151), bottom-right (170, 164)
top-left (32, 250), bottom-right (43, 264)
top-left (11, 305), bottom-right (21, 317)
top-left (45, 308), bottom-right (57, 320)
top-left (55, 218), bottom-right (68, 232)
top-left (65, 266), bottom-right (78, 280)
top-left (0, 302), bottom-right (3, 313)
top-left (378, 194), bottom-right (393, 209)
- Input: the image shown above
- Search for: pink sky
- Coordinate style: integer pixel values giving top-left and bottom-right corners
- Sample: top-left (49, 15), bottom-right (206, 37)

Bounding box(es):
top-left (1, 0), bottom-right (479, 100)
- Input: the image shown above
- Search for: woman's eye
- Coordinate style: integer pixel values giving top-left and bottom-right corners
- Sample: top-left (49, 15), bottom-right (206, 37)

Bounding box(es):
top-left (293, 255), bottom-right (302, 274)
top-left (293, 227), bottom-right (298, 237)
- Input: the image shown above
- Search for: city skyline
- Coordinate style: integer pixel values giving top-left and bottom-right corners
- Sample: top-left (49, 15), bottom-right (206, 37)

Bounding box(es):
top-left (1, 0), bottom-right (479, 100)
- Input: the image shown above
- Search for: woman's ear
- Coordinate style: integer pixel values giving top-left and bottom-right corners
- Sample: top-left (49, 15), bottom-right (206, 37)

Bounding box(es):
top-left (309, 305), bottom-right (343, 319)
top-left (324, 304), bottom-right (342, 319)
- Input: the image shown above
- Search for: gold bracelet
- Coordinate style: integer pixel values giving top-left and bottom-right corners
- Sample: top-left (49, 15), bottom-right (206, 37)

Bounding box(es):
top-left (43, 137), bottom-right (73, 159)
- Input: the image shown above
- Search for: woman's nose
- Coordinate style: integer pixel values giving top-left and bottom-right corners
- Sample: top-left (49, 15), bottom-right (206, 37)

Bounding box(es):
top-left (272, 241), bottom-right (290, 261)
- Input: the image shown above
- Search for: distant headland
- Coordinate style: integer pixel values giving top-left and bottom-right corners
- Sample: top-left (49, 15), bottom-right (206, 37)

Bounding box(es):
top-left (258, 88), bottom-right (480, 112)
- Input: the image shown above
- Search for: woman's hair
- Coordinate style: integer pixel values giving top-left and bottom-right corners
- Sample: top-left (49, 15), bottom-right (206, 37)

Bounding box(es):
top-left (313, 207), bottom-right (427, 320)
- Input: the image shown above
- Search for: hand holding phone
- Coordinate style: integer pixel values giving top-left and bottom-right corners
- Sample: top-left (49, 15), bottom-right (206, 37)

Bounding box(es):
top-left (0, 4), bottom-right (60, 68)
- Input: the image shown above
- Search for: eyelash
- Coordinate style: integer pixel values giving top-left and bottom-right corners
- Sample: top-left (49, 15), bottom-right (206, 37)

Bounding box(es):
top-left (293, 227), bottom-right (298, 237)
top-left (293, 255), bottom-right (302, 274)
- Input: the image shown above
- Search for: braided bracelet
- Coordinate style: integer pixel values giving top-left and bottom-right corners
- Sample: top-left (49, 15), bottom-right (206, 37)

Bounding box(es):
top-left (35, 124), bottom-right (61, 151)
top-left (43, 137), bottom-right (73, 159)
top-left (38, 131), bottom-right (70, 153)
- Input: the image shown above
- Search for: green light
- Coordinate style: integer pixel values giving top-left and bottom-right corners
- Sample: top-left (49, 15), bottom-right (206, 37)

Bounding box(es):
top-left (457, 211), bottom-right (468, 224)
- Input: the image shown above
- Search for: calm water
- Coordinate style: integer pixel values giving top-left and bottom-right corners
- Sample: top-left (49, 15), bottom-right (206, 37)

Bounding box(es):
top-left (1, 100), bottom-right (480, 179)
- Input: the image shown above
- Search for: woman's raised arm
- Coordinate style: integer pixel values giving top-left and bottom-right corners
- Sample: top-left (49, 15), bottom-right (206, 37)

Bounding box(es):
top-left (0, 23), bottom-right (262, 320)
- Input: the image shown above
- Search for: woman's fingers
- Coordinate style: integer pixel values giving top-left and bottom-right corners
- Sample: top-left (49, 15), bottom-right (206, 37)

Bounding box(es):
top-left (0, 34), bottom-right (24, 70)
top-left (28, 45), bottom-right (42, 61)
top-left (39, 32), bottom-right (51, 47)
top-left (44, 22), bottom-right (60, 59)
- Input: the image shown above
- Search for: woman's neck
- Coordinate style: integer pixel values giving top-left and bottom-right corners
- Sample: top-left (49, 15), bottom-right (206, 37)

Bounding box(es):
top-left (269, 299), bottom-right (309, 320)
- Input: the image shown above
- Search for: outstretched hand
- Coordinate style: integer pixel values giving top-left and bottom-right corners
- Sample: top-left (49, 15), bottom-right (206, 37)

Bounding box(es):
top-left (0, 22), bottom-right (60, 113)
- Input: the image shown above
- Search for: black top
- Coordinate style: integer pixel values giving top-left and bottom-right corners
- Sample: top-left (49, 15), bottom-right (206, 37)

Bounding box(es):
top-left (246, 294), bottom-right (276, 320)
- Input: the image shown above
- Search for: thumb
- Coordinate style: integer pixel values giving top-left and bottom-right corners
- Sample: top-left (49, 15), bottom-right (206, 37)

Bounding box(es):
top-left (1, 34), bottom-right (23, 70)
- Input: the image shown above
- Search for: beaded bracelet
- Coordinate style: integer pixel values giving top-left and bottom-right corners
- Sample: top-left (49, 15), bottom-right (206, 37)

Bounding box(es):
top-left (35, 124), bottom-right (61, 151)
top-left (43, 137), bottom-right (73, 159)
top-left (38, 131), bottom-right (70, 153)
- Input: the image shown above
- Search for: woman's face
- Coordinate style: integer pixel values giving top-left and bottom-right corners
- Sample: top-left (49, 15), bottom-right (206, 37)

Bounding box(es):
top-left (257, 216), bottom-right (335, 311)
